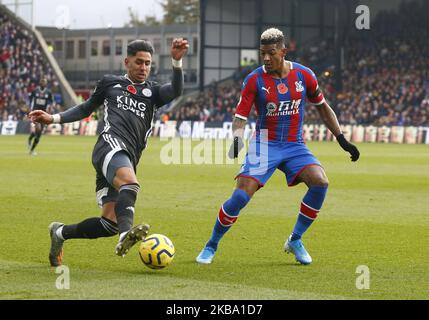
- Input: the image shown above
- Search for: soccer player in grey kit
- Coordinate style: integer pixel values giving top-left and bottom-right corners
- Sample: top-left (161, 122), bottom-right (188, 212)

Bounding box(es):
top-left (29, 38), bottom-right (188, 266)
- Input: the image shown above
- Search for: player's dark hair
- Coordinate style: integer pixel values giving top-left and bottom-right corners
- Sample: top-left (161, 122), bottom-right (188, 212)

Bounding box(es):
top-left (260, 37), bottom-right (284, 46)
top-left (127, 40), bottom-right (154, 56)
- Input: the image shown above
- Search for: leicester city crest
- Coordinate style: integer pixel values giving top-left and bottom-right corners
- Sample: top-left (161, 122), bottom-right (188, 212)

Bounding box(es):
top-left (142, 88), bottom-right (152, 97)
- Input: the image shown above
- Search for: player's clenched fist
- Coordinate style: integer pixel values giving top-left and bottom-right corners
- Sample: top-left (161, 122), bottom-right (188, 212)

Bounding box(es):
top-left (28, 110), bottom-right (53, 125)
top-left (171, 38), bottom-right (189, 61)
top-left (336, 134), bottom-right (360, 162)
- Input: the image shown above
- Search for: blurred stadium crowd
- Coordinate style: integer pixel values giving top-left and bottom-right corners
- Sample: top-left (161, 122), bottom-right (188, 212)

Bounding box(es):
top-left (166, 1), bottom-right (429, 126)
top-left (0, 12), bottom-right (63, 121)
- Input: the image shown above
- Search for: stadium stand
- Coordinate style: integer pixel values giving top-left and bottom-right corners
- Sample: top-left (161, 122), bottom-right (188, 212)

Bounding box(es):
top-left (167, 0), bottom-right (429, 127)
top-left (165, 80), bottom-right (254, 123)
top-left (0, 5), bottom-right (76, 121)
top-left (304, 0), bottom-right (429, 127)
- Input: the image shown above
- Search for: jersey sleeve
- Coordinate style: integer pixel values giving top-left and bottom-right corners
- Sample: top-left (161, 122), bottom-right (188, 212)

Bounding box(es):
top-left (58, 76), bottom-right (107, 123)
top-left (235, 74), bottom-right (257, 120)
top-left (152, 67), bottom-right (184, 109)
top-left (302, 68), bottom-right (325, 106)
top-left (150, 83), bottom-right (162, 109)
top-left (88, 76), bottom-right (108, 106)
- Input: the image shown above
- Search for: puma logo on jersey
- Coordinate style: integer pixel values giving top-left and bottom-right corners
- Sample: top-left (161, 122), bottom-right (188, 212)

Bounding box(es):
top-left (126, 207), bottom-right (135, 214)
top-left (114, 84), bottom-right (122, 88)
top-left (262, 87), bottom-right (270, 94)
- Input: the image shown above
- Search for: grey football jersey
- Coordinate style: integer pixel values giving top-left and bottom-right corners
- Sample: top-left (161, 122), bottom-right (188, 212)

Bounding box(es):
top-left (59, 70), bottom-right (183, 165)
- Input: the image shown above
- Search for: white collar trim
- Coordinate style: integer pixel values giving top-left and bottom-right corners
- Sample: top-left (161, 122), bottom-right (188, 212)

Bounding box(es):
top-left (262, 61), bottom-right (293, 74)
top-left (124, 74), bottom-right (145, 85)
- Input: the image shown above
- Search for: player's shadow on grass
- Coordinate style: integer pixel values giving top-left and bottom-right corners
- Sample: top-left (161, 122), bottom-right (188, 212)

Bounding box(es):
top-left (117, 260), bottom-right (303, 275)
top-left (125, 269), bottom-right (175, 276)
top-left (182, 259), bottom-right (303, 268)
top-left (238, 261), bottom-right (304, 268)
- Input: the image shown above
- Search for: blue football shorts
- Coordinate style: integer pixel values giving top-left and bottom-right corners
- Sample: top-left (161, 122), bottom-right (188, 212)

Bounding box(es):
top-left (236, 139), bottom-right (322, 188)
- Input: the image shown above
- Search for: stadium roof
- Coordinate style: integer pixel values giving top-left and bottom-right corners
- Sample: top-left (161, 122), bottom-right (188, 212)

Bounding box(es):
top-left (37, 24), bottom-right (198, 37)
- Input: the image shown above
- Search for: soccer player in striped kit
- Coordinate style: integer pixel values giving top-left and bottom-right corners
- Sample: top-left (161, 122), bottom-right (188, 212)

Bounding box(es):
top-left (196, 28), bottom-right (360, 265)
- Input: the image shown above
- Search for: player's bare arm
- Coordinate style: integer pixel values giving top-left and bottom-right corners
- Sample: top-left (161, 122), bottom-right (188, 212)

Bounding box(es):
top-left (228, 116), bottom-right (246, 159)
top-left (316, 101), bottom-right (360, 162)
top-left (316, 101), bottom-right (342, 137)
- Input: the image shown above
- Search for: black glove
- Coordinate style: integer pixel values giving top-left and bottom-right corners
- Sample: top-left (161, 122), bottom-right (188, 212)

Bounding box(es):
top-left (336, 134), bottom-right (360, 162)
top-left (228, 136), bottom-right (244, 159)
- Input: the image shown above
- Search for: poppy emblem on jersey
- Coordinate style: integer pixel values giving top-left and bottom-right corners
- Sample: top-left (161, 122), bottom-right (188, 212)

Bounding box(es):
top-left (277, 83), bottom-right (288, 94)
top-left (295, 81), bottom-right (304, 93)
top-left (127, 85), bottom-right (137, 95)
top-left (266, 102), bottom-right (277, 114)
top-left (142, 88), bottom-right (152, 97)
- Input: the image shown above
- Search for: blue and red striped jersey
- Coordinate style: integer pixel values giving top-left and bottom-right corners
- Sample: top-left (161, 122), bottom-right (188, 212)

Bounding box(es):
top-left (235, 61), bottom-right (325, 143)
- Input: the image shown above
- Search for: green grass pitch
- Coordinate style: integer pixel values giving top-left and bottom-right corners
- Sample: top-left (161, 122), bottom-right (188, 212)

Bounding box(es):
top-left (0, 135), bottom-right (428, 300)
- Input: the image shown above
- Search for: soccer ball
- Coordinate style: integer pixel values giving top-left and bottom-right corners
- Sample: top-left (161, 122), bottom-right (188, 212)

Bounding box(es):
top-left (139, 234), bottom-right (175, 269)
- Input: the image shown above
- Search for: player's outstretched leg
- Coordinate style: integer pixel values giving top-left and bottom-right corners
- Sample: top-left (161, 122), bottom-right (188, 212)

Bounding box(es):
top-left (285, 185), bottom-right (328, 265)
top-left (49, 217), bottom-right (119, 266)
top-left (114, 184), bottom-right (150, 256)
top-left (196, 189), bottom-right (250, 264)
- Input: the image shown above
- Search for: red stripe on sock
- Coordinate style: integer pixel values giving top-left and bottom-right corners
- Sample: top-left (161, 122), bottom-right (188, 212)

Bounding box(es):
top-left (218, 206), bottom-right (238, 227)
top-left (300, 202), bottom-right (319, 219)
